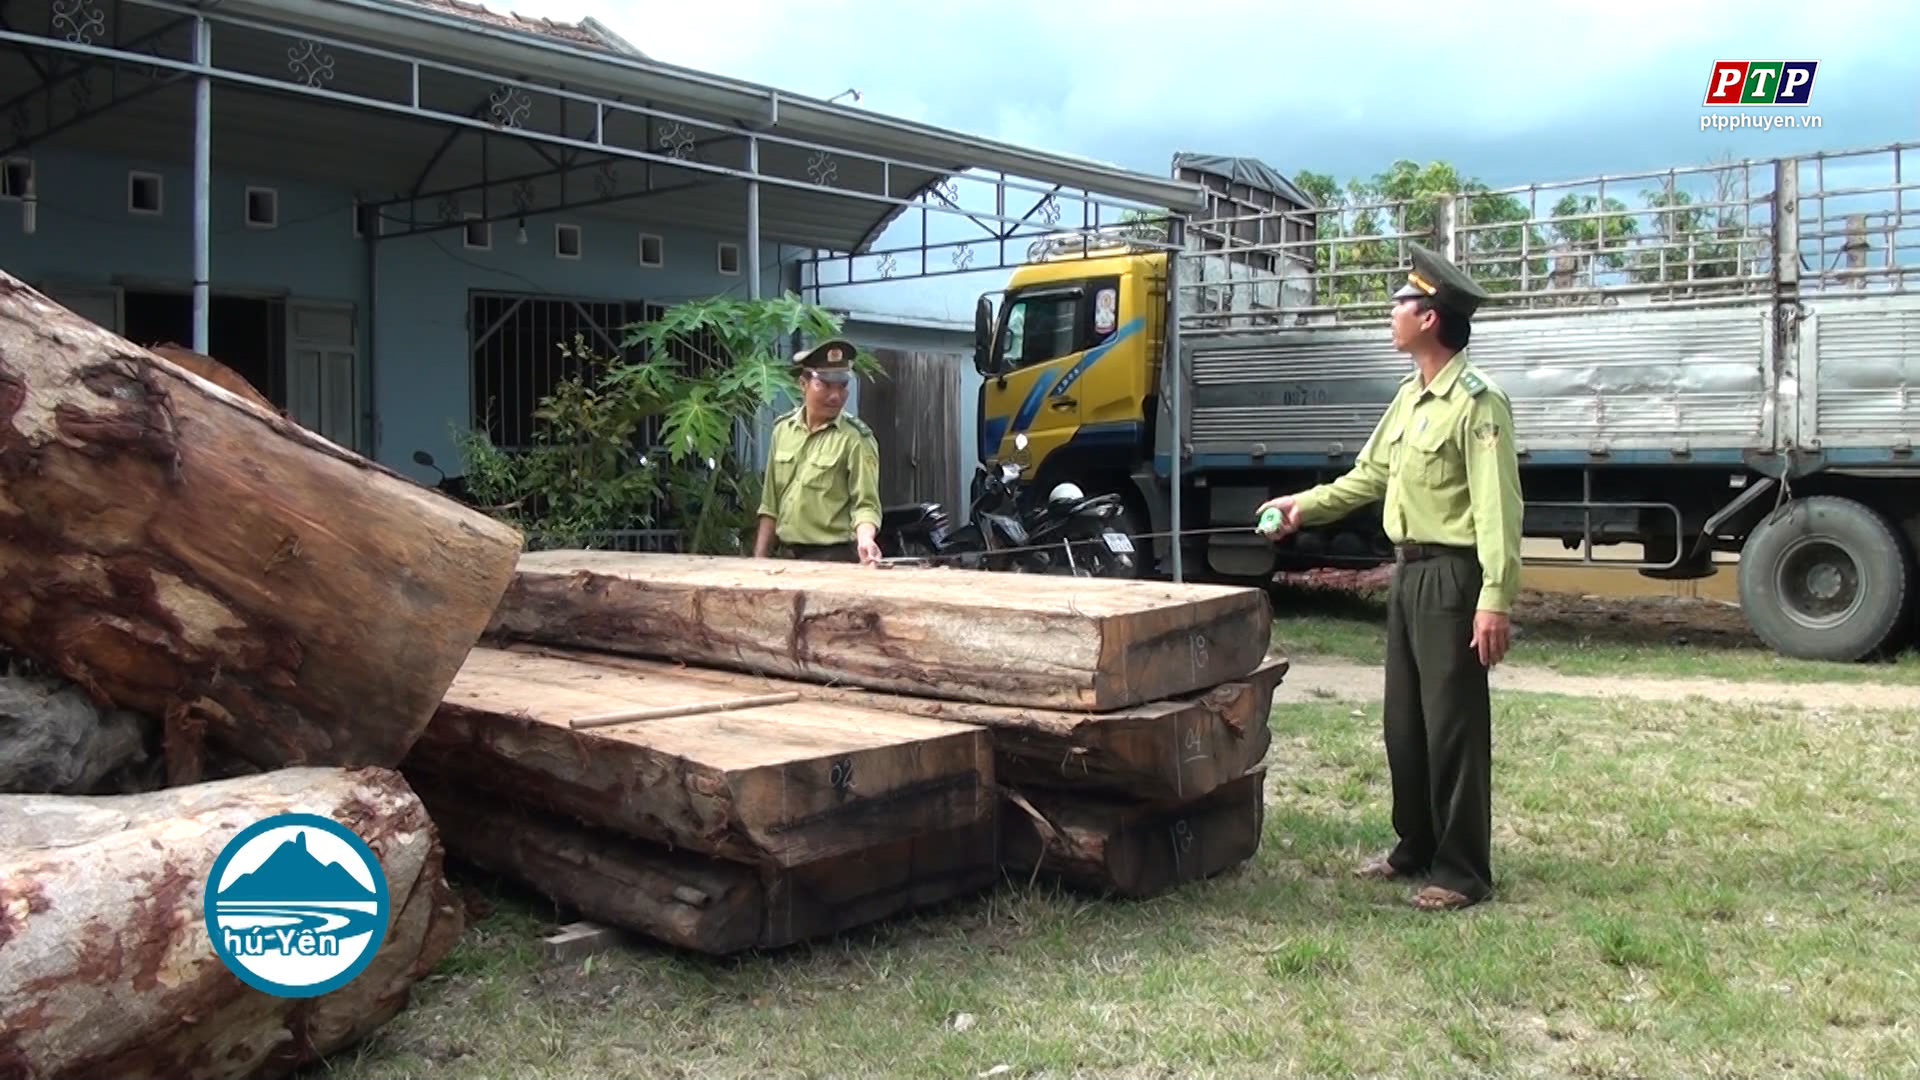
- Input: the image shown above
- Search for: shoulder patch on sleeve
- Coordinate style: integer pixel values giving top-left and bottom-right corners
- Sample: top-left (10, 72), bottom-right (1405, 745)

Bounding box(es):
top-left (1472, 419), bottom-right (1503, 449)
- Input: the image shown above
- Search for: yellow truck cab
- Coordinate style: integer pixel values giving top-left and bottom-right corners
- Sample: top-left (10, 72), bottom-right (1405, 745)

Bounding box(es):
top-left (970, 233), bottom-right (1167, 564)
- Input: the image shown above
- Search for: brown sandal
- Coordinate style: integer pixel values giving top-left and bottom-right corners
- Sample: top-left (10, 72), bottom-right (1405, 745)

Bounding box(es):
top-left (1411, 885), bottom-right (1478, 911)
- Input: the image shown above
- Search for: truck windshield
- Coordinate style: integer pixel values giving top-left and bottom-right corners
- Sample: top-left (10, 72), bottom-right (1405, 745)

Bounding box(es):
top-left (996, 288), bottom-right (1082, 371)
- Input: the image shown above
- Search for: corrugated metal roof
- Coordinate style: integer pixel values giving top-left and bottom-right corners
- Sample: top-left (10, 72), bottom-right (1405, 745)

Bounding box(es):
top-left (1172, 152), bottom-right (1316, 209)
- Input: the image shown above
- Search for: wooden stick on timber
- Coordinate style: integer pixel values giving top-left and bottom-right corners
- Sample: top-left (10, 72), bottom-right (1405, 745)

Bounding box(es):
top-left (569, 691), bottom-right (802, 729)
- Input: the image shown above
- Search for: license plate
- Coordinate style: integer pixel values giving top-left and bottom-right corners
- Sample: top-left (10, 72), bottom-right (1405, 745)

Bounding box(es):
top-left (1102, 531), bottom-right (1135, 554)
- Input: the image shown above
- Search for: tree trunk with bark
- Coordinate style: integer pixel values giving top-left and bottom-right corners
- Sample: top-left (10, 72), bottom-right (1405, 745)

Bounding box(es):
top-left (404, 646), bottom-right (996, 868)
top-left (0, 273), bottom-right (525, 780)
top-left (487, 550), bottom-right (1273, 711)
top-left (0, 766), bottom-right (464, 1080)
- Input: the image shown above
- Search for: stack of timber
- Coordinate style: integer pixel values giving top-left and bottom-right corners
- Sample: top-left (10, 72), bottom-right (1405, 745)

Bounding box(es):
top-left (400, 645), bottom-right (1000, 956)
top-left (463, 550), bottom-right (1285, 907)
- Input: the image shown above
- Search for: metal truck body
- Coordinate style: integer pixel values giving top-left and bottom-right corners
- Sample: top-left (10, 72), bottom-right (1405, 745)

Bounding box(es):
top-left (971, 141), bottom-right (1920, 662)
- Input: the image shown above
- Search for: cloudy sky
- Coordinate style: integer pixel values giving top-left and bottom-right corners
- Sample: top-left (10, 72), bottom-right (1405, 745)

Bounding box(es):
top-left (509, 0), bottom-right (1918, 319)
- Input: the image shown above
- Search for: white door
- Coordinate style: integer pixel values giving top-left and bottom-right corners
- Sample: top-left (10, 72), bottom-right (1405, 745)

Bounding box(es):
top-left (285, 301), bottom-right (360, 451)
top-left (39, 283), bottom-right (123, 335)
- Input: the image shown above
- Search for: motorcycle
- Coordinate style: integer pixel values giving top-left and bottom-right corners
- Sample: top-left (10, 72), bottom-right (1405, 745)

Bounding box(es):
top-left (1023, 479), bottom-right (1137, 577)
top-left (878, 500), bottom-right (956, 559)
top-left (935, 434), bottom-right (1138, 576)
top-left (411, 450), bottom-right (474, 506)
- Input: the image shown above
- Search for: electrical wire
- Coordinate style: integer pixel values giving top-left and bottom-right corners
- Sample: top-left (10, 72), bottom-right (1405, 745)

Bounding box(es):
top-left (875, 525), bottom-right (1273, 567)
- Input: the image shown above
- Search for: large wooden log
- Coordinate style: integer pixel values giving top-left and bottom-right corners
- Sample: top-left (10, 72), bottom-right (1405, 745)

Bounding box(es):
top-left (500, 643), bottom-right (1287, 803)
top-left (486, 550), bottom-right (1274, 711)
top-left (1000, 769), bottom-right (1267, 898)
top-left (0, 273), bottom-right (524, 777)
top-left (410, 773), bottom-right (998, 955)
top-left (403, 646), bottom-right (995, 868)
top-left (0, 766), bottom-right (464, 1080)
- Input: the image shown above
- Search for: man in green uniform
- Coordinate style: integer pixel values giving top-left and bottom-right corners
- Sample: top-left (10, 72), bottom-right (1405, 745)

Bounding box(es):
top-left (1257, 242), bottom-right (1524, 912)
top-left (753, 338), bottom-right (884, 566)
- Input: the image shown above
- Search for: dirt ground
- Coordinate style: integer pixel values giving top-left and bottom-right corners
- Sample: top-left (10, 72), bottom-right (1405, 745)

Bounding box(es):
top-left (1268, 568), bottom-right (1918, 712)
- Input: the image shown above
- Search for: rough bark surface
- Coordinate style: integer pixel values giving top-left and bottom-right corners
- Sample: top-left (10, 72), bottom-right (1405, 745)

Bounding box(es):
top-left (0, 273), bottom-right (525, 774)
top-left (500, 643), bottom-right (1287, 803)
top-left (403, 647), bottom-right (995, 868)
top-left (487, 550), bottom-right (1274, 711)
top-left (1000, 769), bottom-right (1267, 899)
top-left (0, 672), bottom-right (161, 794)
top-left (0, 766), bottom-right (465, 1080)
top-left (411, 774), bottom-right (999, 955)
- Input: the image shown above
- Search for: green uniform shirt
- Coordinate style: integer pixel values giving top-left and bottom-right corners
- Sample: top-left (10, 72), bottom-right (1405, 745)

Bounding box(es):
top-left (1292, 350), bottom-right (1526, 613)
top-left (757, 407), bottom-right (883, 546)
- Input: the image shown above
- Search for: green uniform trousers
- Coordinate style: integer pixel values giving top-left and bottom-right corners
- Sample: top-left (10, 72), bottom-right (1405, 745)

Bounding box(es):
top-left (1381, 544), bottom-right (1494, 902)
top-left (781, 541), bottom-right (859, 563)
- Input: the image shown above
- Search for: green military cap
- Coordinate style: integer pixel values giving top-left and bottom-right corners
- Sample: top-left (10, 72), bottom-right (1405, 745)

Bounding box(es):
top-left (1393, 241), bottom-right (1491, 318)
top-left (792, 337), bottom-right (856, 384)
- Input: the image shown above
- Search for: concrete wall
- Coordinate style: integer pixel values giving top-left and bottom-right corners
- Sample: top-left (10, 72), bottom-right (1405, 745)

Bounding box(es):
top-left (0, 143), bottom-right (799, 484)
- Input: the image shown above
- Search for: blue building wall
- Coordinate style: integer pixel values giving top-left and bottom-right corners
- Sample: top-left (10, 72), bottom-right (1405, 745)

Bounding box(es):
top-left (0, 143), bottom-right (799, 485)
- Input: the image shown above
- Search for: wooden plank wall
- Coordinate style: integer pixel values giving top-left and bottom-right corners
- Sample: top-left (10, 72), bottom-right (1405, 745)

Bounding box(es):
top-left (857, 348), bottom-right (963, 513)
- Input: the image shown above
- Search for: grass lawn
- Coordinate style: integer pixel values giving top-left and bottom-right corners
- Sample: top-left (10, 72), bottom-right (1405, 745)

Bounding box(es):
top-left (315, 690), bottom-right (1920, 1080)
top-left (1266, 584), bottom-right (1920, 687)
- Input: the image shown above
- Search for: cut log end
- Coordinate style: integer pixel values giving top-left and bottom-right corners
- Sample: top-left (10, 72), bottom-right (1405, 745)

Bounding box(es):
top-left (0, 766), bottom-right (463, 1080)
top-left (0, 271), bottom-right (527, 774)
top-left (1000, 769), bottom-right (1268, 899)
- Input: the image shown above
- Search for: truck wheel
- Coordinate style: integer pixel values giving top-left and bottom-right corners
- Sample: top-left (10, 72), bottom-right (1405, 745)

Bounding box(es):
top-left (1737, 495), bottom-right (1914, 662)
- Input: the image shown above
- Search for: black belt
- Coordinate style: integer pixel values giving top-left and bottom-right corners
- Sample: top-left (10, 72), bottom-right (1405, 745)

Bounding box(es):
top-left (1395, 542), bottom-right (1475, 563)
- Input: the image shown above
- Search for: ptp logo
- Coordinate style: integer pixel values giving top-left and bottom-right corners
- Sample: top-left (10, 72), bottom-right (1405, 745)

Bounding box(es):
top-left (1704, 61), bottom-right (1818, 106)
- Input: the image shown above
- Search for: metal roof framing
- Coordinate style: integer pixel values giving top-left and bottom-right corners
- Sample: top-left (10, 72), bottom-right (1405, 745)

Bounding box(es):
top-left (0, 0), bottom-right (1208, 580)
top-left (0, 0), bottom-right (1205, 258)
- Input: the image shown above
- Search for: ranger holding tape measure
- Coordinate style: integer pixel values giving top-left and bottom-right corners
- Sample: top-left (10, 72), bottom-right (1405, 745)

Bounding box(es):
top-left (1255, 242), bottom-right (1524, 914)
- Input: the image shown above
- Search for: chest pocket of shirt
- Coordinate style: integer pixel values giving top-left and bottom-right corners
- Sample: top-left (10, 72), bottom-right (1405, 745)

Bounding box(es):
top-left (771, 445), bottom-right (801, 493)
top-left (1403, 419), bottom-right (1462, 487)
top-left (797, 445), bottom-right (842, 491)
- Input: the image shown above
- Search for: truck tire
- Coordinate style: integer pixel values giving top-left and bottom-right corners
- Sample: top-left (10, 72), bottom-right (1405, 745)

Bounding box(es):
top-left (1737, 495), bottom-right (1914, 662)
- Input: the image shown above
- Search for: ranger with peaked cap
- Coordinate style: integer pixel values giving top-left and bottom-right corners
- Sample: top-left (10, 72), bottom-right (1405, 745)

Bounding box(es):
top-left (1257, 241), bottom-right (1524, 912)
top-left (753, 337), bottom-right (884, 566)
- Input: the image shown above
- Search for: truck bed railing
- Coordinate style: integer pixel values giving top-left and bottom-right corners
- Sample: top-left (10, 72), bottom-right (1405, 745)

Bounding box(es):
top-left (1170, 141), bottom-right (1920, 336)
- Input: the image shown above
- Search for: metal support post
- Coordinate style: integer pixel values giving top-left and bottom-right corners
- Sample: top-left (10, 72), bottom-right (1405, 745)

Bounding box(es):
top-left (1166, 217), bottom-right (1185, 583)
top-left (191, 16), bottom-right (212, 352)
top-left (746, 136), bottom-right (762, 300)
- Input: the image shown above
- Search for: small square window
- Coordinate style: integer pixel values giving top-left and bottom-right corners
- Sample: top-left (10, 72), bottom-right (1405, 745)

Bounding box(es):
top-left (0, 158), bottom-right (31, 200)
top-left (244, 186), bottom-right (278, 229)
top-left (717, 242), bottom-right (740, 275)
top-left (639, 232), bottom-right (664, 267)
top-left (463, 212), bottom-right (490, 251)
top-left (128, 171), bottom-right (163, 215)
top-left (555, 223), bottom-right (582, 260)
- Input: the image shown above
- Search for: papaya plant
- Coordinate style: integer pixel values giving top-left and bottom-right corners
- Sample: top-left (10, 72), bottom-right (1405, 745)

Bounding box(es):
top-left (452, 293), bottom-right (881, 554)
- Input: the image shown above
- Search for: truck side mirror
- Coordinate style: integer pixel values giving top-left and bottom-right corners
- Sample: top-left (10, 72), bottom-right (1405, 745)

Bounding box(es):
top-left (973, 296), bottom-right (993, 376)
